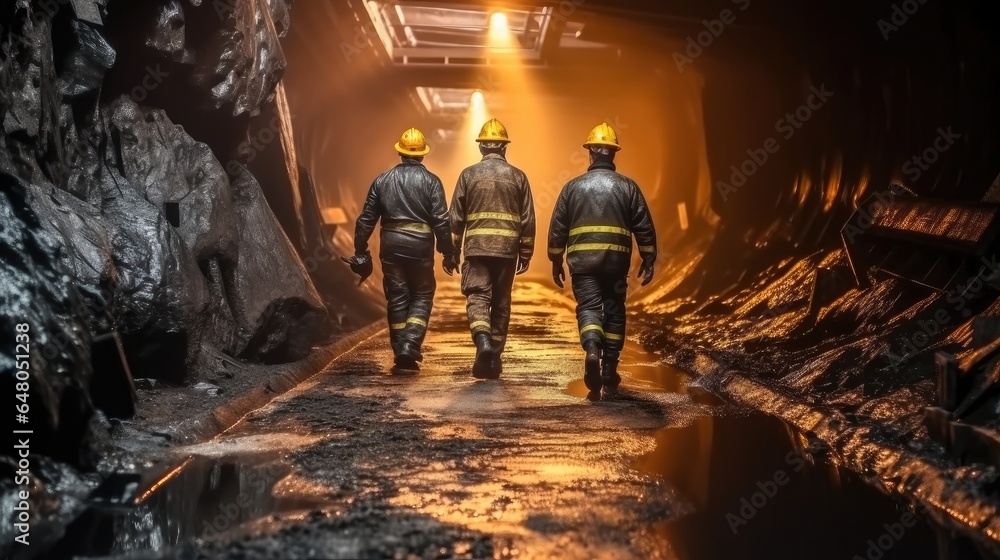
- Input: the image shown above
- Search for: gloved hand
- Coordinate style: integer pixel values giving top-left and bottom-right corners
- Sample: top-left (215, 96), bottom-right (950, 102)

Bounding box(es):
top-left (516, 257), bottom-right (530, 275)
top-left (552, 260), bottom-right (566, 289)
top-left (637, 258), bottom-right (655, 286)
top-left (443, 253), bottom-right (459, 276)
top-left (340, 252), bottom-right (373, 285)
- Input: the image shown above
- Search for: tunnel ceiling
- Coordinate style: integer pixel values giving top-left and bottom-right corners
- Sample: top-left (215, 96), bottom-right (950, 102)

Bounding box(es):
top-left (284, 0), bottom-right (999, 262)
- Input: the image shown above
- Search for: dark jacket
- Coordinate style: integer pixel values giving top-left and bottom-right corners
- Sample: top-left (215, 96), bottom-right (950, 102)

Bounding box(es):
top-left (547, 160), bottom-right (657, 275)
top-left (355, 159), bottom-right (453, 263)
top-left (450, 153), bottom-right (535, 261)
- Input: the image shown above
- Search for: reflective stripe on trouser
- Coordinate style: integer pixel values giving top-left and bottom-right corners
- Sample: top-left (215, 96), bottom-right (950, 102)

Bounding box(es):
top-left (570, 273), bottom-right (627, 360)
top-left (460, 256), bottom-right (517, 352)
top-left (381, 259), bottom-right (435, 356)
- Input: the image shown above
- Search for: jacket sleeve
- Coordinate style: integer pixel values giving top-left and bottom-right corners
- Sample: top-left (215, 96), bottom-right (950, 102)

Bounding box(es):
top-left (429, 174), bottom-right (454, 256)
top-left (547, 185), bottom-right (570, 263)
top-left (449, 172), bottom-right (467, 260)
top-left (519, 174), bottom-right (536, 262)
top-left (354, 178), bottom-right (381, 255)
top-left (629, 181), bottom-right (657, 263)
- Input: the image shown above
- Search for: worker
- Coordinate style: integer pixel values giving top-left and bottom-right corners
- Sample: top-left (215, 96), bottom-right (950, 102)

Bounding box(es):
top-left (343, 127), bottom-right (457, 370)
top-left (548, 123), bottom-right (657, 397)
top-left (450, 118), bottom-right (535, 379)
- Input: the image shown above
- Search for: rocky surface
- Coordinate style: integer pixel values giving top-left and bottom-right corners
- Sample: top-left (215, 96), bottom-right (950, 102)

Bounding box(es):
top-left (0, 2), bottom-right (362, 557)
top-left (0, 178), bottom-right (106, 559)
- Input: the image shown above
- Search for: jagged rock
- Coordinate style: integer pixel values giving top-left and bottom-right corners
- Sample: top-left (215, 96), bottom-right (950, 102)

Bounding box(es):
top-left (230, 164), bottom-right (331, 363)
top-left (0, 176), bottom-right (95, 467)
top-left (110, 96), bottom-right (237, 264)
top-left (198, 0), bottom-right (287, 117)
top-left (267, 0), bottom-right (294, 38)
top-left (146, 0), bottom-right (186, 60)
top-left (56, 19), bottom-right (116, 97)
top-left (246, 82), bottom-right (305, 250)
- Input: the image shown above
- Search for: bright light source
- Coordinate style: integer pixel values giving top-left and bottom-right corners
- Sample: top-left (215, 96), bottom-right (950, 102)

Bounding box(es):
top-left (471, 91), bottom-right (485, 107)
top-left (488, 11), bottom-right (515, 48)
top-left (489, 12), bottom-right (508, 34)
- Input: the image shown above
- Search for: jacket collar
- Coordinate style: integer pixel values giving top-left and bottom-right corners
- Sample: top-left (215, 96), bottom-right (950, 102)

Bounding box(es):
top-left (588, 159), bottom-right (616, 172)
top-left (399, 158), bottom-right (424, 167)
top-left (482, 153), bottom-right (507, 162)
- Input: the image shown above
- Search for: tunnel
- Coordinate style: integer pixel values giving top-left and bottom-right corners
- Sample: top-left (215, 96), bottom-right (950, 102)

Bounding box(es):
top-left (1, 0), bottom-right (1000, 558)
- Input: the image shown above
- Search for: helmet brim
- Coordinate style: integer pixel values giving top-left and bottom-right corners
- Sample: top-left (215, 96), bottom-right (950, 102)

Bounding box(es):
top-left (395, 142), bottom-right (431, 156)
top-left (584, 142), bottom-right (621, 151)
top-left (476, 137), bottom-right (511, 144)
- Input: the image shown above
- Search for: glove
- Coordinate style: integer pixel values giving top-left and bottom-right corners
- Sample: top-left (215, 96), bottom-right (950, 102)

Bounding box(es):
top-left (442, 253), bottom-right (459, 276)
top-left (516, 257), bottom-right (530, 275)
top-left (340, 253), bottom-right (373, 285)
top-left (552, 260), bottom-right (566, 289)
top-left (637, 258), bottom-right (655, 287)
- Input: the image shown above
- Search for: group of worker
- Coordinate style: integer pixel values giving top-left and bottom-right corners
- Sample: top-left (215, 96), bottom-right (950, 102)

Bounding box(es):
top-left (342, 119), bottom-right (657, 398)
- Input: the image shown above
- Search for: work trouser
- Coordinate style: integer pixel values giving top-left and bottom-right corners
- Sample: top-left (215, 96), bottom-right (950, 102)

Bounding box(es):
top-left (460, 256), bottom-right (517, 353)
top-left (381, 258), bottom-right (435, 356)
top-left (571, 273), bottom-right (627, 360)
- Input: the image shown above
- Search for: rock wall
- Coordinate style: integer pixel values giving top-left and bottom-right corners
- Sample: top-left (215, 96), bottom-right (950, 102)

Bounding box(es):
top-left (0, 3), bottom-right (340, 553)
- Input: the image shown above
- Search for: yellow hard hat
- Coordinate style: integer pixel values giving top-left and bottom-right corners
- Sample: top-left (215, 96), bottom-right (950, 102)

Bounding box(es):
top-left (583, 122), bottom-right (621, 151)
top-left (395, 127), bottom-right (430, 156)
top-left (475, 118), bottom-right (511, 143)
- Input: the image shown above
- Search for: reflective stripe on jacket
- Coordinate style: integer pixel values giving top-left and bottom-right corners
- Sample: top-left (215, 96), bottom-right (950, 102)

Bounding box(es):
top-left (450, 153), bottom-right (535, 261)
top-left (547, 160), bottom-right (656, 275)
top-left (355, 159), bottom-right (453, 262)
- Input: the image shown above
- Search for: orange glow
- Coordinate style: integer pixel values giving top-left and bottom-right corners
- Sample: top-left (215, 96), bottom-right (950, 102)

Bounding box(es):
top-left (822, 155), bottom-right (843, 212)
top-left (470, 90), bottom-right (485, 110)
top-left (488, 12), bottom-right (516, 50)
top-left (134, 457), bottom-right (193, 505)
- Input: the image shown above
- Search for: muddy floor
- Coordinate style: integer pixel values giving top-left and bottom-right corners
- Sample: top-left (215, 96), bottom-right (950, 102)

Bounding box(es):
top-left (77, 281), bottom-right (946, 560)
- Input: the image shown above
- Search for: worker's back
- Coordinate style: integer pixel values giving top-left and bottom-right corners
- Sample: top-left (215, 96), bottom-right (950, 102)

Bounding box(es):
top-left (552, 164), bottom-right (655, 275)
top-left (452, 153), bottom-right (533, 260)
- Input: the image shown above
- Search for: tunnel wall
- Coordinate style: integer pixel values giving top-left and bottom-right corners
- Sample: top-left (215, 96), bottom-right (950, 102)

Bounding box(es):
top-left (0, 3), bottom-right (380, 531)
top-left (633, 1), bottom-right (1000, 427)
top-left (687, 0), bottom-right (1000, 289)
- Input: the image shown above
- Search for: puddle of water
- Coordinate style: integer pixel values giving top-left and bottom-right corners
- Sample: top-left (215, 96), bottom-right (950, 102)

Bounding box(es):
top-left (637, 412), bottom-right (946, 560)
top-left (611, 345), bottom-right (985, 559)
top-left (63, 433), bottom-right (342, 557)
top-left (564, 344), bottom-right (720, 405)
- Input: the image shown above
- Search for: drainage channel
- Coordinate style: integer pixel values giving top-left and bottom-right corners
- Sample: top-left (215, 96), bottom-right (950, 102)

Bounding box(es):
top-left (66, 345), bottom-right (988, 559)
top-left (618, 347), bottom-right (986, 560)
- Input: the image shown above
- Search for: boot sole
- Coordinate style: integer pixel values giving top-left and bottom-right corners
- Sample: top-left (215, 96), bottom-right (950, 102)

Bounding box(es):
top-left (584, 353), bottom-right (602, 392)
top-left (395, 352), bottom-right (420, 370)
top-left (472, 348), bottom-right (496, 379)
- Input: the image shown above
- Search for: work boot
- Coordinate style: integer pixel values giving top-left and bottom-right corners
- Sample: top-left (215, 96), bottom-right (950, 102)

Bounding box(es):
top-left (489, 352), bottom-right (503, 379)
top-left (472, 332), bottom-right (496, 379)
top-left (583, 341), bottom-right (602, 392)
top-left (602, 357), bottom-right (621, 395)
top-left (395, 343), bottom-right (421, 371)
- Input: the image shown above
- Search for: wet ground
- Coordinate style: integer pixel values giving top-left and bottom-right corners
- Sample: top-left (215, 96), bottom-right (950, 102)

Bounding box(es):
top-left (72, 281), bottom-right (958, 560)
